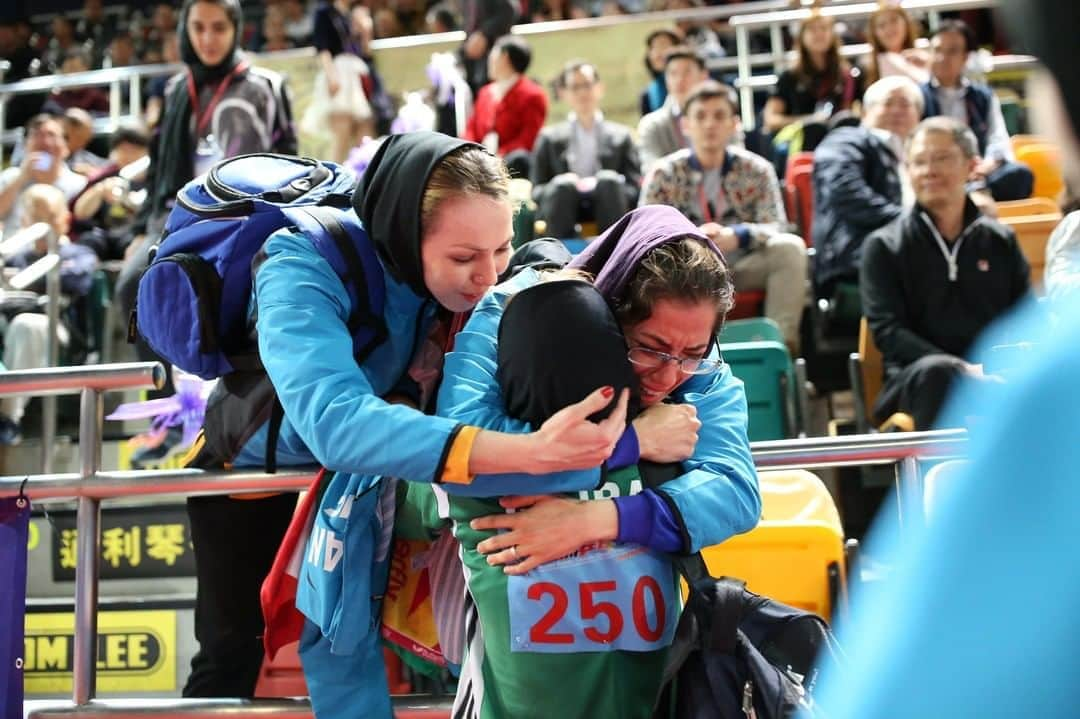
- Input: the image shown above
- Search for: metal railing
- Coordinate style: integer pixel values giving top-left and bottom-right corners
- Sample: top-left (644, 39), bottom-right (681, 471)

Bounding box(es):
top-left (1, 222), bottom-right (63, 472)
top-left (0, 362), bottom-right (968, 710)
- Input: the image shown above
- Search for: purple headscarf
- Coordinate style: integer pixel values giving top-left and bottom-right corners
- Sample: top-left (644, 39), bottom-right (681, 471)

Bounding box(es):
top-left (568, 204), bottom-right (726, 305)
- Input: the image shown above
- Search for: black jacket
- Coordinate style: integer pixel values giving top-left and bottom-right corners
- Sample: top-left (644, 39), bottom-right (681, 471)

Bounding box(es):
top-left (860, 200), bottom-right (1031, 376)
top-left (812, 125), bottom-right (903, 295)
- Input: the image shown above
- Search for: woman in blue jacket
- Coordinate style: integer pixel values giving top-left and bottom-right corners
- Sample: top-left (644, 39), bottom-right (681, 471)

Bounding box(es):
top-left (184, 132), bottom-right (634, 708)
top-left (435, 205), bottom-right (761, 717)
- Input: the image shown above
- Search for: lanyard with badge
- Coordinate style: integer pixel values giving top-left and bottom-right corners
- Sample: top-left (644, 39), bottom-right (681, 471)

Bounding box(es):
top-left (187, 60), bottom-right (249, 176)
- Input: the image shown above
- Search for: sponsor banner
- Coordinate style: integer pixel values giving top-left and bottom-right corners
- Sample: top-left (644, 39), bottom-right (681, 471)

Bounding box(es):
top-left (49, 505), bottom-right (195, 581)
top-left (24, 610), bottom-right (177, 694)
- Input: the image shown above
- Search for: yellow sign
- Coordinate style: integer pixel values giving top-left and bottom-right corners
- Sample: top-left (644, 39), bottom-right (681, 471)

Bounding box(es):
top-left (24, 610), bottom-right (176, 694)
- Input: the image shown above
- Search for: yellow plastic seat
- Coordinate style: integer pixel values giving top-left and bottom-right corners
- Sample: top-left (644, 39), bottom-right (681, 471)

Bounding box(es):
top-left (999, 209), bottom-right (1063, 289)
top-left (1015, 142), bottom-right (1065, 201)
top-left (848, 317), bottom-right (916, 434)
top-left (923, 459), bottom-right (969, 522)
top-left (996, 197), bottom-right (1061, 218)
top-left (699, 470), bottom-right (847, 622)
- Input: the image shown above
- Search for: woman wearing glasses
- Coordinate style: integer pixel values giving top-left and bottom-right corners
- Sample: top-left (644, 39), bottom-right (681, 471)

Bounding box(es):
top-left (429, 204), bottom-right (759, 719)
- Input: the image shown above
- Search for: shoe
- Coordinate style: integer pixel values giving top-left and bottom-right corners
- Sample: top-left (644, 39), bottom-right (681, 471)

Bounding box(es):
top-left (0, 416), bottom-right (21, 446)
top-left (129, 425), bottom-right (185, 469)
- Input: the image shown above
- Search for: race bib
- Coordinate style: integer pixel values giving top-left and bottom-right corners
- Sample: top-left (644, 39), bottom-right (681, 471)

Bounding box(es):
top-left (507, 543), bottom-right (677, 654)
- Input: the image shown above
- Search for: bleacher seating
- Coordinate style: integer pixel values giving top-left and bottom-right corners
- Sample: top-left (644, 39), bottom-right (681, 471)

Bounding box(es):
top-left (996, 201), bottom-right (1063, 288)
top-left (700, 469), bottom-right (849, 622)
top-left (848, 317), bottom-right (915, 434)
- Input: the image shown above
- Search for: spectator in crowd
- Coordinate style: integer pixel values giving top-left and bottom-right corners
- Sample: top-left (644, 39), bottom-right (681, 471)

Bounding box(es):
top-left (62, 108), bottom-right (108, 176)
top-left (641, 81), bottom-right (808, 353)
top-left (920, 20), bottom-right (1034, 201)
top-left (71, 124), bottom-right (151, 261)
top-left (639, 28), bottom-right (681, 116)
top-left (530, 61), bottom-right (640, 239)
top-left (42, 48), bottom-right (110, 116)
top-left (0, 184), bottom-right (99, 446)
top-left (373, 8), bottom-right (405, 38)
top-left (105, 29), bottom-right (138, 69)
top-left (77, 0), bottom-right (117, 68)
top-left (259, 5), bottom-right (295, 52)
top-left (464, 35), bottom-right (548, 178)
top-left (637, 46), bottom-right (708, 170)
top-left (861, 4), bottom-right (928, 86)
top-left (145, 31), bottom-right (179, 128)
top-left (812, 76), bottom-right (921, 301)
top-left (42, 15), bottom-right (81, 75)
top-left (0, 114), bottom-right (87, 239)
top-left (141, 2), bottom-right (178, 62)
top-left (1044, 209), bottom-right (1080, 302)
top-left (305, 0), bottom-right (376, 163)
top-left (282, 0), bottom-right (315, 45)
top-left (668, 0), bottom-right (726, 63)
top-left (425, 3), bottom-right (458, 33)
top-left (387, 0), bottom-right (426, 36)
top-left (861, 117), bottom-right (1029, 429)
top-left (458, 0), bottom-right (517, 93)
top-left (764, 14), bottom-right (862, 161)
top-left (114, 0), bottom-right (295, 531)
top-left (527, 0), bottom-right (589, 23)
top-left (0, 18), bottom-right (45, 132)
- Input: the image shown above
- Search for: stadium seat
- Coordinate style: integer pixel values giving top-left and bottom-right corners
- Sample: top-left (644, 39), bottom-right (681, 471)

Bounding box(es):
top-left (700, 469), bottom-right (848, 622)
top-left (719, 339), bottom-right (803, 440)
top-left (999, 208), bottom-right (1063, 288)
top-left (785, 150), bottom-right (814, 178)
top-left (719, 317), bottom-right (785, 345)
top-left (1009, 134), bottom-right (1050, 156)
top-left (725, 289), bottom-right (767, 321)
top-left (996, 197), bottom-right (1061, 218)
top-left (1015, 142), bottom-right (1065, 201)
top-left (786, 164), bottom-right (814, 243)
top-left (848, 317), bottom-right (915, 434)
top-left (923, 459), bottom-right (969, 522)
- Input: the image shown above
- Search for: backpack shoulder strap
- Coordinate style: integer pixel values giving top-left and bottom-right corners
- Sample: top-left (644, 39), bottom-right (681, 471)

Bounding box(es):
top-left (288, 205), bottom-right (388, 364)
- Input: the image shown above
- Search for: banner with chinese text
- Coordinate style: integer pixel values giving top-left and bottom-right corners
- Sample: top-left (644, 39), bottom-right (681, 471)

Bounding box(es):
top-left (49, 505), bottom-right (195, 581)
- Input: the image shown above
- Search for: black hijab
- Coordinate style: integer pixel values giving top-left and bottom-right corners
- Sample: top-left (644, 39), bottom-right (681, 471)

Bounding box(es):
top-left (142, 0), bottom-right (244, 232)
top-left (497, 278), bottom-right (682, 485)
top-left (353, 131), bottom-right (483, 298)
top-left (497, 279), bottom-right (640, 426)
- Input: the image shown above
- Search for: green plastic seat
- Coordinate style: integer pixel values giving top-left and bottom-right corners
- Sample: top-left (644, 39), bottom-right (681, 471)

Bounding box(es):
top-left (719, 317), bottom-right (785, 346)
top-left (719, 340), bottom-right (797, 441)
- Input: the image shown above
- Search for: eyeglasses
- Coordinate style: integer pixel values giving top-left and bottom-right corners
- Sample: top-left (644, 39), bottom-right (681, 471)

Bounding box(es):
top-left (627, 346), bottom-right (724, 375)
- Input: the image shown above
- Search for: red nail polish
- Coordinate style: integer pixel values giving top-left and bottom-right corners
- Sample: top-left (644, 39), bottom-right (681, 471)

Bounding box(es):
top-left (601, 386), bottom-right (614, 398)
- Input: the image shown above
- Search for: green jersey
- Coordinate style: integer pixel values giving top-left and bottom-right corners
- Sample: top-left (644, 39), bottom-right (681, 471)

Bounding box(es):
top-left (447, 466), bottom-right (679, 719)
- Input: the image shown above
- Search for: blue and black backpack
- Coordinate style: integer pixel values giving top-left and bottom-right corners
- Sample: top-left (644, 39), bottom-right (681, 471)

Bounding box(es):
top-left (134, 153), bottom-right (388, 469)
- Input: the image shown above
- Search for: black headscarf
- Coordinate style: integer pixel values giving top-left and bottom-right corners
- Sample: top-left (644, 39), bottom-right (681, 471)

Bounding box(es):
top-left (353, 131), bottom-right (483, 298)
top-left (139, 0), bottom-right (244, 234)
top-left (497, 279), bottom-right (640, 426)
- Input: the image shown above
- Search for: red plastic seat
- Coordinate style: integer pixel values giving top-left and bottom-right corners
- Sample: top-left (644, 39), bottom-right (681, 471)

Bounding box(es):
top-left (726, 289), bottom-right (767, 321)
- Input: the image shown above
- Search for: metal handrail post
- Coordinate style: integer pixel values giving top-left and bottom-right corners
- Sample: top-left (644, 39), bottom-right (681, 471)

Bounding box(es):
top-left (0, 94), bottom-right (6, 165)
top-left (109, 80), bottom-right (121, 129)
top-left (129, 75), bottom-right (142, 121)
top-left (769, 21), bottom-right (786, 74)
top-left (72, 386), bottom-right (104, 704)
top-left (894, 455), bottom-right (925, 531)
top-left (42, 233), bottom-right (62, 474)
top-left (736, 24), bottom-right (754, 129)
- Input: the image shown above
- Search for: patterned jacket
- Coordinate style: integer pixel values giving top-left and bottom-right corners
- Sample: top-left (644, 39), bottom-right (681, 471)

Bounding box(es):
top-left (640, 146), bottom-right (789, 261)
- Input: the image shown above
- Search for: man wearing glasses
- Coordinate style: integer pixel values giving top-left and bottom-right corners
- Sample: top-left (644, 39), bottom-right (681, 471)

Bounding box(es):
top-left (860, 116), bottom-right (1030, 430)
top-left (530, 61), bottom-right (641, 240)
